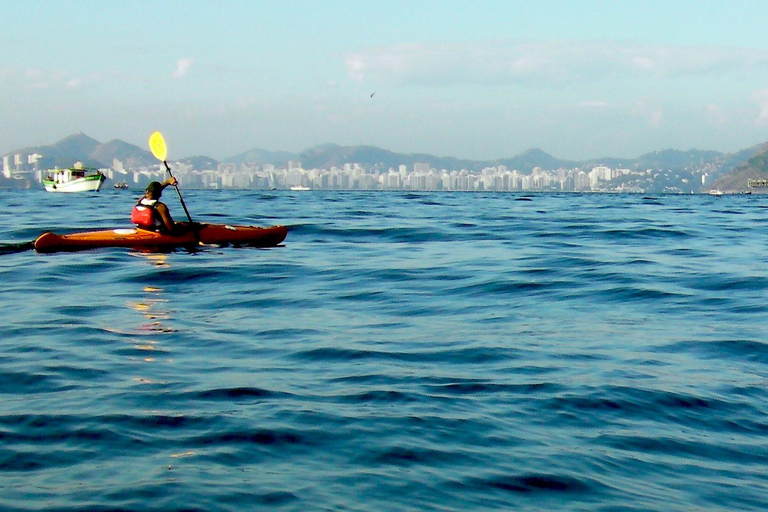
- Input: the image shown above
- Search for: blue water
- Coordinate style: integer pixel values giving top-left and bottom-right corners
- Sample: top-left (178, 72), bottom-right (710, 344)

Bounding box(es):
top-left (1, 189), bottom-right (767, 511)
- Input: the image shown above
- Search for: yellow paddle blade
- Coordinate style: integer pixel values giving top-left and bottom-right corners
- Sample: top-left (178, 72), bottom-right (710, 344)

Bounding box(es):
top-left (148, 131), bottom-right (168, 161)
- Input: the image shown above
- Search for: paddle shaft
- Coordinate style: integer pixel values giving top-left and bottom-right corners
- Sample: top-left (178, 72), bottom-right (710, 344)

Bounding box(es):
top-left (163, 160), bottom-right (193, 224)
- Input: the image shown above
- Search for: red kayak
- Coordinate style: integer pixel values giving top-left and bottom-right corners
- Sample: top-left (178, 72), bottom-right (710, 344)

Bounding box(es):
top-left (34, 223), bottom-right (288, 253)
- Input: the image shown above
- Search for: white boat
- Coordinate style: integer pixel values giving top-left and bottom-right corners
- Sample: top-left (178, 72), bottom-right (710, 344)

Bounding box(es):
top-left (43, 164), bottom-right (106, 192)
top-left (708, 189), bottom-right (723, 196)
top-left (290, 185), bottom-right (310, 191)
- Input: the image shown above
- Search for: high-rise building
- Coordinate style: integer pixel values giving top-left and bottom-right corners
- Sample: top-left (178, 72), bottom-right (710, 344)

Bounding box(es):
top-left (217, 163), bottom-right (237, 174)
top-left (592, 166), bottom-right (612, 181)
top-left (242, 162), bottom-right (259, 173)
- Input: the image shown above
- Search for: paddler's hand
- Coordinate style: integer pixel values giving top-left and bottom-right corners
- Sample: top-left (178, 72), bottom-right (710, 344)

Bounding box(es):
top-left (164, 177), bottom-right (178, 188)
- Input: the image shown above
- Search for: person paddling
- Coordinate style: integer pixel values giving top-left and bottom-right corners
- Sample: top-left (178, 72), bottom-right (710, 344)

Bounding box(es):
top-left (131, 178), bottom-right (181, 234)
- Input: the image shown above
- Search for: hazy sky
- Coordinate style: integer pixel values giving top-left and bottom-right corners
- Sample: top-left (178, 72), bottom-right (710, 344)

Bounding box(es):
top-left (4, 0), bottom-right (768, 160)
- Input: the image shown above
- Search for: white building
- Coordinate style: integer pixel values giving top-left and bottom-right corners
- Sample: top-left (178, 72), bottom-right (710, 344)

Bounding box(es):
top-left (592, 166), bottom-right (612, 181)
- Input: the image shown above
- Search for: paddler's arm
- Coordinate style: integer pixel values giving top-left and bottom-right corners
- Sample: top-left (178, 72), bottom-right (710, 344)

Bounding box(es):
top-left (160, 177), bottom-right (178, 191)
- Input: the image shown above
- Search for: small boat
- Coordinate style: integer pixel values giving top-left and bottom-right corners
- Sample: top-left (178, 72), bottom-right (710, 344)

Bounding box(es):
top-left (708, 189), bottom-right (724, 196)
top-left (114, 182), bottom-right (129, 189)
top-left (290, 185), bottom-right (310, 191)
top-left (34, 223), bottom-right (288, 253)
top-left (43, 164), bottom-right (106, 192)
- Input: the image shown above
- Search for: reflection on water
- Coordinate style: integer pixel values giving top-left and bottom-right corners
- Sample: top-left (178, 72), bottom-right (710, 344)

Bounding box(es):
top-left (127, 254), bottom-right (175, 370)
top-left (141, 253), bottom-right (170, 267)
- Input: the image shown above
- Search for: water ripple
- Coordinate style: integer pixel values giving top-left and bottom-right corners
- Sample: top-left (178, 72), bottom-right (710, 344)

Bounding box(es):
top-left (2, 191), bottom-right (768, 511)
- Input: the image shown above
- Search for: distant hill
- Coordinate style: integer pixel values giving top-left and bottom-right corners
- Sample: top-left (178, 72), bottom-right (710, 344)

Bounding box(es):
top-left (294, 145), bottom-right (739, 174)
top-left (224, 147), bottom-right (298, 166)
top-left (51, 133), bottom-right (101, 158)
top-left (298, 144), bottom-right (481, 171)
top-left (707, 143), bottom-right (768, 192)
top-left (579, 148), bottom-right (726, 171)
top-left (91, 138), bottom-right (155, 168)
top-left (3, 133), bottom-right (223, 170)
top-left (16, 133), bottom-right (103, 169)
top-left (3, 133), bottom-right (764, 184)
top-left (178, 155), bottom-right (219, 170)
top-left (497, 148), bottom-right (579, 173)
top-left (5, 133), bottom-right (155, 169)
top-left (716, 143), bottom-right (764, 172)
top-left (634, 149), bottom-right (724, 170)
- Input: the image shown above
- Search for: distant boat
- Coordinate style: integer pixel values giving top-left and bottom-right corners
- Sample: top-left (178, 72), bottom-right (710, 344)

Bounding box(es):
top-left (290, 185), bottom-right (310, 191)
top-left (114, 182), bottom-right (129, 189)
top-left (43, 165), bottom-right (105, 193)
top-left (708, 189), bottom-right (723, 196)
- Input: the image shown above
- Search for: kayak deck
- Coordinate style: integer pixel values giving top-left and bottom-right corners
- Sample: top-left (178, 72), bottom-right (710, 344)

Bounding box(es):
top-left (35, 224), bottom-right (288, 253)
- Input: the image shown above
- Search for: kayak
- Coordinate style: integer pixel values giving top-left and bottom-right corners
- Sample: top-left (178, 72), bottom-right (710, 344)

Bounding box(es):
top-left (34, 224), bottom-right (288, 253)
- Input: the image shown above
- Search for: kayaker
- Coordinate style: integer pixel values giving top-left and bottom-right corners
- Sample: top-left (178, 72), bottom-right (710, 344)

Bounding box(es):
top-left (131, 178), bottom-right (179, 233)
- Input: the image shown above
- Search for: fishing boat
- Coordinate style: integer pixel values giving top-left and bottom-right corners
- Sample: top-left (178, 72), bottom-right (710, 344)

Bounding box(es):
top-left (43, 164), bottom-right (106, 192)
top-left (290, 185), bottom-right (310, 191)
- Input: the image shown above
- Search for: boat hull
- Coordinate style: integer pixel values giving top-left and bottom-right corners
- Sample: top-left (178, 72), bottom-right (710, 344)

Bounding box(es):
top-left (43, 174), bottom-right (105, 192)
top-left (34, 224), bottom-right (288, 253)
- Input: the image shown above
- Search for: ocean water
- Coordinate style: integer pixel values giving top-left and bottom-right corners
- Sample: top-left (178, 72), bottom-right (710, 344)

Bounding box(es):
top-left (1, 189), bottom-right (767, 511)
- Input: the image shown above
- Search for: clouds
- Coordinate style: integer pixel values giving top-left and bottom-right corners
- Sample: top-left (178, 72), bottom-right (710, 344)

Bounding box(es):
top-left (0, 68), bottom-right (96, 90)
top-left (632, 101), bottom-right (664, 128)
top-left (346, 40), bottom-right (768, 87)
top-left (579, 100), bottom-right (609, 108)
top-left (342, 38), bottom-right (768, 143)
top-left (173, 58), bottom-right (194, 79)
top-left (5, 58), bottom-right (196, 91)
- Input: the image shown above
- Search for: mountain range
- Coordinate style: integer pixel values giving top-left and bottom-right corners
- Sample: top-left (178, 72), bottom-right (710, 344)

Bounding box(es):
top-left (8, 133), bottom-right (157, 170)
top-left (3, 133), bottom-right (767, 188)
top-left (707, 143), bottom-right (768, 191)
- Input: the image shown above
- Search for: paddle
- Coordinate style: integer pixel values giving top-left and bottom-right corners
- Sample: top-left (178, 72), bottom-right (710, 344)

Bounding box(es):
top-left (148, 131), bottom-right (195, 225)
top-left (0, 241), bottom-right (35, 254)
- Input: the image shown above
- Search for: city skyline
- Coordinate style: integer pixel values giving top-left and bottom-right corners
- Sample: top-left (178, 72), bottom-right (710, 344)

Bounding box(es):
top-left (4, 1), bottom-right (768, 161)
top-left (10, 150), bottom-right (732, 195)
top-left (2, 124), bottom-right (753, 194)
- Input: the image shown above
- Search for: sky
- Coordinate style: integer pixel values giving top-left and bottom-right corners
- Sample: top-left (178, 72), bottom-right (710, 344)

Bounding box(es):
top-left (4, 0), bottom-right (768, 161)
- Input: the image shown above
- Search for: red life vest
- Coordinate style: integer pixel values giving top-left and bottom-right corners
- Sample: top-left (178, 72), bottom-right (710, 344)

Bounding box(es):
top-left (131, 199), bottom-right (159, 229)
